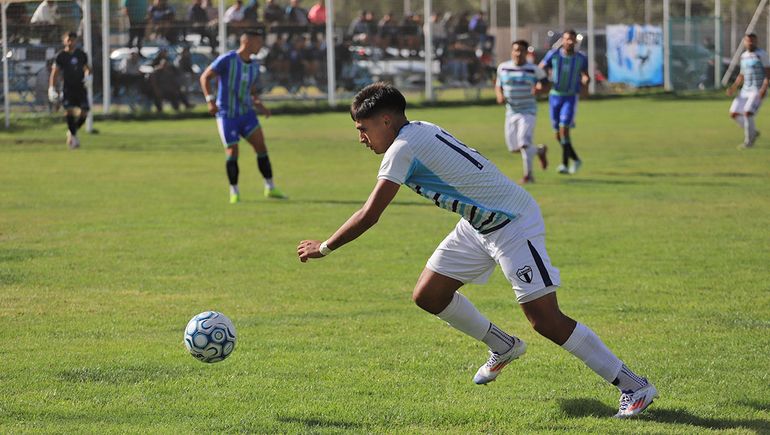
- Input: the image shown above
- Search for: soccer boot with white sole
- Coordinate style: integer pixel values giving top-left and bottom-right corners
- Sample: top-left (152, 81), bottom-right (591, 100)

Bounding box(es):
top-left (473, 337), bottom-right (527, 385)
top-left (229, 192), bottom-right (240, 204)
top-left (614, 380), bottom-right (658, 418)
top-left (264, 186), bottom-right (288, 199)
top-left (568, 159), bottom-right (582, 174)
top-left (557, 164), bottom-right (569, 174)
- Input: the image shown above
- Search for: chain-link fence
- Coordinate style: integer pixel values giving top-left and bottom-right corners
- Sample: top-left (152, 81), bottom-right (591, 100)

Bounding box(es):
top-left (2, 0), bottom-right (770, 119)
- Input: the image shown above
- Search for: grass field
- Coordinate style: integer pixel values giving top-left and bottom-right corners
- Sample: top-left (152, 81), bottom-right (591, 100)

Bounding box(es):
top-left (1, 96), bottom-right (770, 434)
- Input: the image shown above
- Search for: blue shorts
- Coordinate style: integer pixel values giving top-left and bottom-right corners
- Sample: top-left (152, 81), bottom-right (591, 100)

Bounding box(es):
top-left (216, 111), bottom-right (261, 148)
top-left (549, 94), bottom-right (577, 130)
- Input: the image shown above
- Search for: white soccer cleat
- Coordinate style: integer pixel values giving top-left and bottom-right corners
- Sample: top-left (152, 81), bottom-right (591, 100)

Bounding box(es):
top-left (614, 381), bottom-right (657, 418)
top-left (473, 337), bottom-right (527, 385)
top-left (569, 159), bottom-right (582, 174)
top-left (557, 164), bottom-right (569, 174)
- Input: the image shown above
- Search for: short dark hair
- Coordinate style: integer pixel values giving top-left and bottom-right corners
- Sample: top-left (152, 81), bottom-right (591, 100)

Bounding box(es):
top-left (243, 28), bottom-right (265, 38)
top-left (563, 29), bottom-right (577, 38)
top-left (63, 31), bottom-right (77, 39)
top-left (512, 39), bottom-right (529, 49)
top-left (350, 82), bottom-right (406, 121)
top-left (746, 33), bottom-right (758, 39)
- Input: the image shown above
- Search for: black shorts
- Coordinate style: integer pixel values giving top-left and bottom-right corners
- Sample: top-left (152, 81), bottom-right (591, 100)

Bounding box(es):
top-left (62, 84), bottom-right (89, 110)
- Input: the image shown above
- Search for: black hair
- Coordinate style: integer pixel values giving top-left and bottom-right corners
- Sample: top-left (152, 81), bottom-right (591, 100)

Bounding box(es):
top-left (350, 82), bottom-right (406, 121)
top-left (63, 31), bottom-right (78, 39)
top-left (563, 29), bottom-right (577, 38)
top-left (746, 33), bottom-right (758, 39)
top-left (512, 39), bottom-right (529, 49)
top-left (243, 28), bottom-right (265, 38)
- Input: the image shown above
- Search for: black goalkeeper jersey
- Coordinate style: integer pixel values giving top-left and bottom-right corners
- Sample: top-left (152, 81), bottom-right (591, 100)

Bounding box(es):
top-left (54, 48), bottom-right (88, 88)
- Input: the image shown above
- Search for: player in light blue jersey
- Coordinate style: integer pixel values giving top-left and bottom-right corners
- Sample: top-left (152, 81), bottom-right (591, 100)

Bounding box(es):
top-left (200, 29), bottom-right (287, 203)
top-left (496, 39), bottom-right (549, 184)
top-left (540, 30), bottom-right (590, 174)
top-left (297, 83), bottom-right (656, 418)
top-left (727, 33), bottom-right (770, 149)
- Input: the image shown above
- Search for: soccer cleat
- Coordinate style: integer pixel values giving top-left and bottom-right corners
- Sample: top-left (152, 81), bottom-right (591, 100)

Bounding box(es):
top-left (473, 337), bottom-right (527, 385)
top-left (614, 381), bottom-right (658, 419)
top-left (69, 134), bottom-right (80, 150)
top-left (749, 130), bottom-right (760, 147)
top-left (557, 164), bottom-right (569, 174)
top-left (229, 192), bottom-right (240, 204)
top-left (520, 175), bottom-right (534, 184)
top-left (568, 159), bottom-right (582, 174)
top-left (264, 186), bottom-right (288, 199)
top-left (536, 144), bottom-right (548, 169)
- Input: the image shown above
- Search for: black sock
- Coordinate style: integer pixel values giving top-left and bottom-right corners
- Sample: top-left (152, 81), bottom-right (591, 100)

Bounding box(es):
top-left (257, 153), bottom-right (273, 180)
top-left (75, 115), bottom-right (87, 130)
top-left (226, 159), bottom-right (239, 186)
top-left (565, 142), bottom-right (579, 161)
top-left (66, 114), bottom-right (77, 135)
top-left (560, 141), bottom-right (570, 166)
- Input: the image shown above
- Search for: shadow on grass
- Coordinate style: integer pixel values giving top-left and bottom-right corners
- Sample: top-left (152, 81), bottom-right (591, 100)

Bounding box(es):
top-left (276, 415), bottom-right (362, 430)
top-left (559, 398), bottom-right (770, 432)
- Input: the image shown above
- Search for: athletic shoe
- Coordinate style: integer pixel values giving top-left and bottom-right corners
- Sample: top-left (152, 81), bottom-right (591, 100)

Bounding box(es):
top-left (614, 381), bottom-right (658, 419)
top-left (264, 186), bottom-right (288, 199)
top-left (557, 164), bottom-right (569, 174)
top-left (473, 337), bottom-right (527, 385)
top-left (749, 130), bottom-right (760, 147)
top-left (520, 175), bottom-right (534, 185)
top-left (568, 159), bottom-right (582, 174)
top-left (69, 134), bottom-right (80, 150)
top-left (536, 144), bottom-right (548, 169)
top-left (229, 192), bottom-right (240, 204)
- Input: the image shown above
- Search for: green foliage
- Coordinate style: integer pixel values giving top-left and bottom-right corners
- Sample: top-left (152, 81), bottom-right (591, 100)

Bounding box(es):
top-left (1, 97), bottom-right (769, 433)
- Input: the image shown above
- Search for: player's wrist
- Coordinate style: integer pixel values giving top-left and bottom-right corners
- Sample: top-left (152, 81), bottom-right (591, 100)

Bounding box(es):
top-left (319, 241), bottom-right (333, 256)
top-left (205, 94), bottom-right (215, 103)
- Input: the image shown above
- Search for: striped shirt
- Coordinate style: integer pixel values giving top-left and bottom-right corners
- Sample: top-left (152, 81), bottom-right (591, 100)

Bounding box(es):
top-left (541, 48), bottom-right (588, 96)
top-left (378, 121), bottom-right (534, 234)
top-left (740, 49), bottom-right (769, 93)
top-left (210, 50), bottom-right (261, 118)
top-left (496, 60), bottom-right (546, 115)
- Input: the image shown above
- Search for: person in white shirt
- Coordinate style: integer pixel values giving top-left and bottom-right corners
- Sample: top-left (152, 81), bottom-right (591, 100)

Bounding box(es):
top-left (297, 82), bottom-right (657, 419)
top-left (31, 0), bottom-right (58, 24)
top-left (727, 33), bottom-right (770, 149)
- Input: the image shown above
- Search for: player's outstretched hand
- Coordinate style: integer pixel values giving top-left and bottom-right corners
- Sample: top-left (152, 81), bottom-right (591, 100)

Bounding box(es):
top-left (297, 240), bottom-right (324, 263)
top-left (48, 86), bottom-right (59, 103)
top-left (207, 101), bottom-right (218, 115)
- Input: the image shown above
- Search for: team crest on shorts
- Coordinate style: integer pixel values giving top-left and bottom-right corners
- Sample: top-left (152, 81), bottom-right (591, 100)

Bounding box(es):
top-left (516, 265), bottom-right (533, 283)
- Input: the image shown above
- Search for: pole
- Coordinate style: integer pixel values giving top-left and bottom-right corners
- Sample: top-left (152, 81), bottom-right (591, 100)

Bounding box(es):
top-left (722, 0), bottom-right (769, 85)
top-left (767, 2), bottom-right (770, 52)
top-left (663, 0), bottom-right (673, 91)
top-left (730, 0), bottom-right (737, 55)
top-left (586, 0), bottom-right (595, 95)
top-left (83, 0), bottom-right (94, 132)
top-left (325, 0), bottom-right (336, 107)
top-left (558, 0), bottom-right (565, 31)
top-left (2, 1), bottom-right (9, 128)
top-left (102, 0), bottom-right (110, 114)
top-left (490, 0), bottom-right (497, 35)
top-left (218, 0), bottom-right (226, 55)
top-left (424, 0), bottom-right (433, 101)
top-left (644, 0), bottom-right (651, 25)
top-left (509, 0), bottom-right (517, 42)
top-left (684, 0), bottom-right (691, 45)
top-left (715, 0), bottom-right (721, 89)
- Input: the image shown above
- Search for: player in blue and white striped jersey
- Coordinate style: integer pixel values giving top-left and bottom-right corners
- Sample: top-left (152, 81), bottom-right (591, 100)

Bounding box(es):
top-left (200, 29), bottom-right (287, 203)
top-left (727, 33), bottom-right (770, 149)
top-left (297, 83), bottom-right (657, 418)
top-left (496, 40), bottom-right (549, 184)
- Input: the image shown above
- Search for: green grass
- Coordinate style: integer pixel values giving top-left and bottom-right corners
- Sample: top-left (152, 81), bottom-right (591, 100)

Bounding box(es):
top-left (1, 96), bottom-right (769, 434)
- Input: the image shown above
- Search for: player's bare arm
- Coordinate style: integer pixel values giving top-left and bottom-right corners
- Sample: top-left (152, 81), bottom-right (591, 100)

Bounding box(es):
top-left (761, 68), bottom-right (770, 98)
top-left (297, 178), bottom-right (400, 262)
top-left (251, 84), bottom-right (271, 118)
top-left (495, 85), bottom-right (505, 104)
top-left (580, 71), bottom-right (591, 97)
top-left (200, 66), bottom-right (218, 115)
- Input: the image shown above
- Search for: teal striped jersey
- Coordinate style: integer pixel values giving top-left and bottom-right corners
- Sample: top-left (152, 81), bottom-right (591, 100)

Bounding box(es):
top-left (540, 48), bottom-right (588, 96)
top-left (740, 49), bottom-right (769, 93)
top-left (496, 60), bottom-right (546, 115)
top-left (210, 50), bottom-right (261, 118)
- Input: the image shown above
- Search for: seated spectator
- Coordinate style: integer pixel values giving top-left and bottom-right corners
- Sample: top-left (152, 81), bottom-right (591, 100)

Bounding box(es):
top-left (285, 0), bottom-right (308, 26)
top-left (287, 36), bottom-right (306, 91)
top-left (115, 49), bottom-right (146, 107)
top-left (243, 0), bottom-right (260, 25)
top-left (263, 0), bottom-right (284, 26)
top-left (430, 11), bottom-right (448, 55)
top-left (188, 0), bottom-right (212, 46)
top-left (376, 12), bottom-right (398, 56)
top-left (147, 0), bottom-right (177, 43)
top-left (150, 58), bottom-right (192, 111)
top-left (400, 13), bottom-right (422, 56)
top-left (265, 35), bottom-right (290, 86)
top-left (307, 0), bottom-right (325, 25)
top-left (348, 10), bottom-right (375, 46)
top-left (30, 0), bottom-right (59, 42)
top-left (123, 0), bottom-right (148, 51)
top-left (468, 10), bottom-right (489, 46)
top-left (224, 0), bottom-right (247, 30)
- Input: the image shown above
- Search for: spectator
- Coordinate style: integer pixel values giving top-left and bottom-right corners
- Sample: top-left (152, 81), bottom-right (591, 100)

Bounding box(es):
top-left (376, 12), bottom-right (398, 56)
top-left (122, 0), bottom-right (148, 50)
top-left (453, 11), bottom-right (470, 36)
top-left (468, 11), bottom-right (489, 46)
top-left (401, 13), bottom-right (421, 56)
top-left (30, 0), bottom-right (58, 24)
top-left (188, 0), bottom-right (215, 48)
top-left (263, 0), bottom-right (284, 26)
top-left (285, 0), bottom-right (308, 26)
top-left (243, 0), bottom-right (260, 25)
top-left (307, 0), bottom-right (325, 25)
top-left (265, 35), bottom-right (290, 86)
top-left (348, 10), bottom-right (374, 46)
top-left (116, 49), bottom-right (145, 108)
top-left (175, 45), bottom-right (195, 94)
top-left (287, 36), bottom-right (306, 90)
top-left (430, 11), bottom-right (448, 55)
top-left (147, 0), bottom-right (176, 43)
top-left (224, 0), bottom-right (248, 33)
top-left (150, 57), bottom-right (191, 111)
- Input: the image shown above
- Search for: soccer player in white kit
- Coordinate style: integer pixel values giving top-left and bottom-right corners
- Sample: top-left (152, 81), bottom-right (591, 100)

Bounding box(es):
top-left (727, 33), bottom-right (770, 149)
top-left (495, 40), bottom-right (548, 183)
top-left (297, 83), bottom-right (657, 418)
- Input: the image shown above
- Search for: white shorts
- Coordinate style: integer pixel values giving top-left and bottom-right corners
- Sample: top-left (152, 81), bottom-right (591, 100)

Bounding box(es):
top-left (730, 91), bottom-right (763, 115)
top-left (504, 113), bottom-right (536, 152)
top-left (426, 202), bottom-right (560, 304)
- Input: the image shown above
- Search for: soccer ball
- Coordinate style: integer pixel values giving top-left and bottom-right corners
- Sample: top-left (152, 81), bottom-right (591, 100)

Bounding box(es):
top-left (184, 311), bottom-right (237, 363)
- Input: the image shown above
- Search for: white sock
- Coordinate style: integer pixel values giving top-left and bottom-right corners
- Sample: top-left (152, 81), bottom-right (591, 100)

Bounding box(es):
top-left (520, 145), bottom-right (535, 179)
top-left (613, 364), bottom-right (648, 392)
top-left (744, 115), bottom-right (756, 144)
top-left (264, 178), bottom-right (275, 189)
top-left (436, 292), bottom-right (491, 341)
top-left (733, 114), bottom-right (745, 129)
top-left (482, 323), bottom-right (516, 354)
top-left (561, 322), bottom-right (623, 384)
top-left (230, 185), bottom-right (239, 195)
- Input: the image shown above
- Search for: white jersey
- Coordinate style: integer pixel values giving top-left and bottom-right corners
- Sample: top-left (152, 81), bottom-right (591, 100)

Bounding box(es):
top-left (740, 49), bottom-right (769, 93)
top-left (378, 121), bottom-right (534, 234)
top-left (496, 60), bottom-right (546, 115)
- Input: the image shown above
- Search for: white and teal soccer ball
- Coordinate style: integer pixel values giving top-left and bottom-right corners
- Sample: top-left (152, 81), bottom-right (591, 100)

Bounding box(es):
top-left (184, 311), bottom-right (237, 363)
